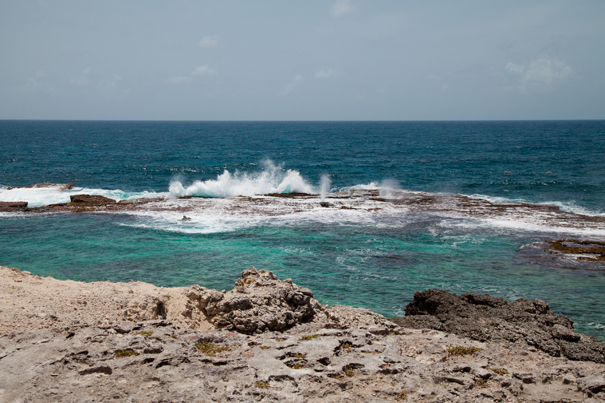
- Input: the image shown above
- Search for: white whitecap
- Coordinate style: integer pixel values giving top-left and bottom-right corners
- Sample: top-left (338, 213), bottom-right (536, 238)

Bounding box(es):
top-left (169, 160), bottom-right (314, 198)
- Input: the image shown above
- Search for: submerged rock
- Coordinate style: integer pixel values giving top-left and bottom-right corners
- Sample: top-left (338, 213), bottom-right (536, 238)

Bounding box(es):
top-left (390, 289), bottom-right (605, 363)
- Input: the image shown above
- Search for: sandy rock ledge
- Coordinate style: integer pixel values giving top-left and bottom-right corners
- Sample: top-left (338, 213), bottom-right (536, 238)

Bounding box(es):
top-left (1, 266), bottom-right (605, 402)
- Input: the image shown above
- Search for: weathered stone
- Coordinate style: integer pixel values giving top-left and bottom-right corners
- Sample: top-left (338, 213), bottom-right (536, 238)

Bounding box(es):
top-left (0, 201), bottom-right (28, 212)
top-left (189, 267), bottom-right (327, 334)
top-left (578, 375), bottom-right (605, 394)
top-left (391, 289), bottom-right (605, 363)
top-left (70, 194), bottom-right (116, 204)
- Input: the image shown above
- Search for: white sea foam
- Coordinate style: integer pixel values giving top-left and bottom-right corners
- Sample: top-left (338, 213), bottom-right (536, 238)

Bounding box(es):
top-left (169, 160), bottom-right (314, 198)
top-left (441, 215), bottom-right (605, 238)
top-left (0, 186), bottom-right (164, 207)
top-left (120, 197), bottom-right (386, 235)
top-left (469, 193), bottom-right (605, 217)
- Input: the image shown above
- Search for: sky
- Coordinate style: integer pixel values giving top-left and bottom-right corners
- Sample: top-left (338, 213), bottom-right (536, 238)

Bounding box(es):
top-left (1, 0), bottom-right (604, 120)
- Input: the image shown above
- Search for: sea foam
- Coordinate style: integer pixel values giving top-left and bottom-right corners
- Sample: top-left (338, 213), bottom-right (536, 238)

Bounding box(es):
top-left (0, 186), bottom-right (162, 207)
top-left (169, 160), bottom-right (314, 198)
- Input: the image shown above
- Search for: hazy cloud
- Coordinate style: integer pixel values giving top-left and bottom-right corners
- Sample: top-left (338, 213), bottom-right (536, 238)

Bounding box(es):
top-left (314, 69), bottom-right (334, 79)
top-left (283, 75), bottom-right (304, 95)
top-left (70, 67), bottom-right (91, 86)
top-left (168, 76), bottom-right (191, 84)
top-left (191, 64), bottom-right (217, 76)
top-left (505, 56), bottom-right (574, 91)
top-left (331, 0), bottom-right (354, 17)
top-left (198, 35), bottom-right (219, 48)
top-left (26, 70), bottom-right (47, 89)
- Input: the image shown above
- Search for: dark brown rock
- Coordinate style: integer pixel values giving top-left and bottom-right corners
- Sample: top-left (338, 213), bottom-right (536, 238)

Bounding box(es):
top-left (0, 201), bottom-right (28, 212)
top-left (390, 289), bottom-right (605, 363)
top-left (70, 194), bottom-right (116, 204)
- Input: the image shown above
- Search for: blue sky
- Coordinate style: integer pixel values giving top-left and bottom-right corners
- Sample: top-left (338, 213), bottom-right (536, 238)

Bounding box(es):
top-left (1, 1), bottom-right (604, 120)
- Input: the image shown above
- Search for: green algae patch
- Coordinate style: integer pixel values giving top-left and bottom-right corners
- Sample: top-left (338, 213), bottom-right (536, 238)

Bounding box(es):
top-left (115, 349), bottom-right (138, 358)
top-left (195, 341), bottom-right (232, 356)
top-left (298, 334), bottom-right (320, 341)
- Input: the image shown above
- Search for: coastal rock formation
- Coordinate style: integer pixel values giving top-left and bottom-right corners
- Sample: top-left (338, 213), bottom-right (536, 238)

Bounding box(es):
top-left (0, 201), bottom-right (28, 212)
top-left (186, 267), bottom-right (326, 333)
top-left (2, 319), bottom-right (605, 402)
top-left (184, 267), bottom-right (400, 335)
top-left (2, 267), bottom-right (605, 402)
top-left (390, 289), bottom-right (605, 364)
top-left (69, 194), bottom-right (116, 204)
top-left (0, 266), bottom-right (213, 334)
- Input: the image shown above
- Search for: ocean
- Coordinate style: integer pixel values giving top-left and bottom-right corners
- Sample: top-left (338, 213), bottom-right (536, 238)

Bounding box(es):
top-left (1, 120), bottom-right (604, 339)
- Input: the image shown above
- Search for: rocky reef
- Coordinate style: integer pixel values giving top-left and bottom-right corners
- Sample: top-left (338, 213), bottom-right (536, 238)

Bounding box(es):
top-left (1, 267), bottom-right (605, 402)
top-left (390, 289), bottom-right (605, 364)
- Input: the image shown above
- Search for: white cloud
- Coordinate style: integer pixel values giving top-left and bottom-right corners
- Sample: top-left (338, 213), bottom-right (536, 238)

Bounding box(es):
top-left (505, 56), bottom-right (574, 91)
top-left (314, 69), bottom-right (334, 79)
top-left (198, 35), bottom-right (219, 48)
top-left (168, 76), bottom-right (191, 84)
top-left (331, 0), bottom-right (354, 17)
top-left (70, 67), bottom-right (91, 86)
top-left (283, 75), bottom-right (304, 95)
top-left (191, 64), bottom-right (217, 76)
top-left (26, 70), bottom-right (47, 89)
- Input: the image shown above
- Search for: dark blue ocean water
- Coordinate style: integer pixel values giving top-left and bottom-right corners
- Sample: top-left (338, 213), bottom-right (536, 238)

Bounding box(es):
top-left (1, 120), bottom-right (604, 338)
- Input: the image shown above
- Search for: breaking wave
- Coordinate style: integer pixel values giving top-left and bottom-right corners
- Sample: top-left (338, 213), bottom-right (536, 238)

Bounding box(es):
top-left (169, 160), bottom-right (314, 198)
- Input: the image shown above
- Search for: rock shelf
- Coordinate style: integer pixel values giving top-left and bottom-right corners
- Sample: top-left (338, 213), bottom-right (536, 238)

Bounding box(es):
top-left (1, 266), bottom-right (605, 402)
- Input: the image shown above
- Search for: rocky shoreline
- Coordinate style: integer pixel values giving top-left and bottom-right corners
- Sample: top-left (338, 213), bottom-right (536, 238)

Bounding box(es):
top-left (1, 266), bottom-right (605, 402)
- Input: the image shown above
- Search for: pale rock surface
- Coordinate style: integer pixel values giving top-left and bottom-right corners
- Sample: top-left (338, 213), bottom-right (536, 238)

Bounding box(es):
top-left (2, 265), bottom-right (605, 402)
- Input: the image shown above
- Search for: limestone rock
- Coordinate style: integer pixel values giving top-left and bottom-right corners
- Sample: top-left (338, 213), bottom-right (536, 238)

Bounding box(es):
top-left (2, 320), bottom-right (603, 403)
top-left (187, 267), bottom-right (327, 333)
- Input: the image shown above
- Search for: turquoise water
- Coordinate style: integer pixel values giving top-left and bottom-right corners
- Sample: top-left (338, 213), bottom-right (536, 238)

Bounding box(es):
top-left (1, 121), bottom-right (604, 339)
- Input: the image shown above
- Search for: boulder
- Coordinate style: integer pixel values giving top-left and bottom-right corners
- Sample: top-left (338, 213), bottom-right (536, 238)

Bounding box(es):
top-left (186, 267), bottom-right (327, 333)
top-left (390, 289), bottom-right (605, 363)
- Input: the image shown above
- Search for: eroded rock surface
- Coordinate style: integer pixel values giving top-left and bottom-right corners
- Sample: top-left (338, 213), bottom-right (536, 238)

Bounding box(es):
top-left (2, 319), bottom-right (605, 402)
top-left (69, 194), bottom-right (116, 204)
top-left (0, 201), bottom-right (28, 212)
top-left (190, 267), bottom-right (323, 333)
top-left (2, 267), bottom-right (605, 402)
top-left (390, 289), bottom-right (605, 363)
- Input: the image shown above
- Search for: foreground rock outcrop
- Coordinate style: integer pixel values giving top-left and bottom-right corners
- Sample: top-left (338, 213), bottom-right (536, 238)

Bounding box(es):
top-left (3, 318), bottom-right (605, 402)
top-left (2, 266), bottom-right (605, 402)
top-left (186, 267), bottom-right (324, 333)
top-left (390, 289), bottom-right (605, 364)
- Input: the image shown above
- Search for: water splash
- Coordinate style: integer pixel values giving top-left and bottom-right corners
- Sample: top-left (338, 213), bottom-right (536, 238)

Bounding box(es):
top-left (320, 174), bottom-right (331, 202)
top-left (379, 179), bottom-right (401, 198)
top-left (169, 160), bottom-right (313, 198)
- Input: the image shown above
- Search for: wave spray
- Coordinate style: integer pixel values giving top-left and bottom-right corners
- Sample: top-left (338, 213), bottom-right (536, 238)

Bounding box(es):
top-left (320, 174), bottom-right (331, 202)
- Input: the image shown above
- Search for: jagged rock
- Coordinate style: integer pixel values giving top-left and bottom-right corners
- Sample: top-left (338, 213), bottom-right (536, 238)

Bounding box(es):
top-left (3, 319), bottom-right (603, 402)
top-left (0, 201), bottom-right (28, 212)
top-left (187, 267), bottom-right (327, 333)
top-left (578, 375), bottom-right (605, 395)
top-left (390, 289), bottom-right (605, 363)
top-left (70, 194), bottom-right (116, 204)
